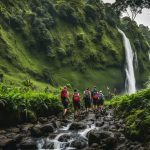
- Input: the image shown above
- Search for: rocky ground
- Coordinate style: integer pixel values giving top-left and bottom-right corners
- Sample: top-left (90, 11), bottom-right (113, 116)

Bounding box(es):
top-left (0, 109), bottom-right (146, 150)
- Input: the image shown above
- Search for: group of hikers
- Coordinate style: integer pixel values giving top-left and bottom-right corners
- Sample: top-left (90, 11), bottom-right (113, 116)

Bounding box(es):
top-left (60, 86), bottom-right (105, 117)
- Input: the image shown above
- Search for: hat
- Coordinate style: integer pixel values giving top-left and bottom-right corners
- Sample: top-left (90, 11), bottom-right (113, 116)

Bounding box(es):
top-left (99, 90), bottom-right (102, 93)
top-left (64, 86), bottom-right (67, 89)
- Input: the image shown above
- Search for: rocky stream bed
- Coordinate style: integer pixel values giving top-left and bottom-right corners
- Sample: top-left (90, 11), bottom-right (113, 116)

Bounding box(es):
top-left (0, 109), bottom-right (145, 150)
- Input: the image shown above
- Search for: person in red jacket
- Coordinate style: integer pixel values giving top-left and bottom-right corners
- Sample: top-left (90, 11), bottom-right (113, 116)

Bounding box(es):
top-left (72, 89), bottom-right (80, 117)
top-left (61, 86), bottom-right (69, 117)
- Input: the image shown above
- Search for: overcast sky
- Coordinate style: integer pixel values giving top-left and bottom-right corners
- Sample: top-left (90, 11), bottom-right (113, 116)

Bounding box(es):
top-left (103, 0), bottom-right (150, 27)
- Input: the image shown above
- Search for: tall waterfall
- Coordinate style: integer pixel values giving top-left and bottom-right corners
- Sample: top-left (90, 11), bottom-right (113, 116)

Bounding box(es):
top-left (118, 28), bottom-right (136, 94)
top-left (148, 51), bottom-right (150, 61)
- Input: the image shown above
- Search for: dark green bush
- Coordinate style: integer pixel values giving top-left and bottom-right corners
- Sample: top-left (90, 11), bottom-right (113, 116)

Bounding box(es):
top-left (84, 4), bottom-right (97, 20)
top-left (107, 88), bottom-right (150, 141)
top-left (77, 40), bottom-right (85, 48)
top-left (9, 14), bottom-right (25, 31)
top-left (57, 3), bottom-right (78, 25)
top-left (0, 84), bottom-right (62, 126)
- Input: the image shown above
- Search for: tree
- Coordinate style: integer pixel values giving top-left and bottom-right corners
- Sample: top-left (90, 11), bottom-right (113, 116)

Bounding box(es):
top-left (114, 0), bottom-right (150, 21)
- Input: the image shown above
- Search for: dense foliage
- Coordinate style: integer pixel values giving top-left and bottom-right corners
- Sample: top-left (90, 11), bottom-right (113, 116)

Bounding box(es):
top-left (0, 84), bottom-right (62, 126)
top-left (107, 88), bottom-right (150, 141)
top-left (0, 0), bottom-right (149, 91)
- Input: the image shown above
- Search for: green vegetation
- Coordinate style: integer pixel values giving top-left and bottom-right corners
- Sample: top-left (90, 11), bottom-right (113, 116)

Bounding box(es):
top-left (0, 0), bottom-right (149, 92)
top-left (0, 83), bottom-right (62, 126)
top-left (107, 88), bottom-right (150, 141)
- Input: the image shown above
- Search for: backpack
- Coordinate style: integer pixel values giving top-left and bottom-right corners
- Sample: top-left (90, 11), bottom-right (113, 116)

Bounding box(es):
top-left (73, 93), bottom-right (80, 102)
top-left (84, 90), bottom-right (90, 99)
top-left (61, 89), bottom-right (67, 98)
top-left (93, 92), bottom-right (99, 100)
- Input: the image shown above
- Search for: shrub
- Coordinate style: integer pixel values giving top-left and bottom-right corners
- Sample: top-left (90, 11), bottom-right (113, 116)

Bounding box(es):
top-left (9, 14), bottom-right (25, 31)
top-left (0, 84), bottom-right (62, 126)
top-left (77, 40), bottom-right (85, 48)
top-left (57, 3), bottom-right (78, 25)
top-left (42, 16), bottom-right (56, 29)
top-left (84, 4), bottom-right (97, 20)
top-left (35, 7), bottom-right (46, 17)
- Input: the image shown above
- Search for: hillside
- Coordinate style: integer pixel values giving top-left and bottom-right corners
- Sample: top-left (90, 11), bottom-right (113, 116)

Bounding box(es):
top-left (0, 0), bottom-right (150, 91)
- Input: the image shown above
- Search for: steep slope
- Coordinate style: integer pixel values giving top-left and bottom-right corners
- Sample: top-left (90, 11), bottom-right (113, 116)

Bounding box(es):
top-left (0, 0), bottom-right (149, 92)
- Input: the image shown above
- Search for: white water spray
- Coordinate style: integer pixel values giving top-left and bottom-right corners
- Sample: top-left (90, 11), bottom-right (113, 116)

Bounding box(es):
top-left (148, 51), bottom-right (150, 61)
top-left (118, 28), bottom-right (136, 94)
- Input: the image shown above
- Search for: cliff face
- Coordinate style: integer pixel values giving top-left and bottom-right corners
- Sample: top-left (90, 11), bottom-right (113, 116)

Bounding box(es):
top-left (0, 0), bottom-right (149, 91)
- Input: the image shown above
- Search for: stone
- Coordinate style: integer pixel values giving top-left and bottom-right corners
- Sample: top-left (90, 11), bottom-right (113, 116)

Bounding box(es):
top-left (41, 123), bottom-right (54, 134)
top-left (71, 139), bottom-right (87, 149)
top-left (58, 134), bottom-right (72, 142)
top-left (30, 125), bottom-right (42, 137)
top-left (0, 138), bottom-right (16, 149)
top-left (39, 117), bottom-right (48, 124)
top-left (88, 130), bottom-right (117, 148)
top-left (19, 137), bottom-right (37, 150)
top-left (95, 121), bottom-right (104, 127)
top-left (69, 122), bottom-right (87, 130)
top-left (6, 127), bottom-right (20, 133)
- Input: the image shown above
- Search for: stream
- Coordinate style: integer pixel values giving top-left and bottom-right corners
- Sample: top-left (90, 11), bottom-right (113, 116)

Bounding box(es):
top-left (0, 109), bottom-right (145, 150)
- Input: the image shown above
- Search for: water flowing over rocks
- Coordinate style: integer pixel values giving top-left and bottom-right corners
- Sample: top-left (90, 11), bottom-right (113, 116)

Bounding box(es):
top-left (0, 109), bottom-right (145, 150)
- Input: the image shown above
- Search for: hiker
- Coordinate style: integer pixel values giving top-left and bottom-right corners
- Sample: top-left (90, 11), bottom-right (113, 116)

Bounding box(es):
top-left (91, 86), bottom-right (99, 110)
top-left (83, 88), bottom-right (91, 112)
top-left (61, 86), bottom-right (69, 117)
top-left (72, 89), bottom-right (80, 117)
top-left (97, 90), bottom-right (105, 112)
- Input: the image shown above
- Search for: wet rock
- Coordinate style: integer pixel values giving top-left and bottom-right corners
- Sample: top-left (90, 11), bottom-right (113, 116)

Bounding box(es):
top-left (19, 137), bottom-right (37, 150)
top-left (0, 138), bottom-right (16, 149)
top-left (88, 130), bottom-right (117, 148)
top-left (91, 143), bottom-right (99, 148)
top-left (52, 120), bottom-right (61, 128)
top-left (71, 139), bottom-right (87, 149)
top-left (109, 125), bottom-right (117, 132)
top-left (0, 130), bottom-right (6, 134)
top-left (30, 125), bottom-right (42, 137)
top-left (58, 134), bottom-right (71, 142)
top-left (39, 117), bottom-right (48, 124)
top-left (102, 136), bottom-right (117, 149)
top-left (41, 123), bottom-right (54, 134)
top-left (69, 122), bottom-right (87, 130)
top-left (20, 124), bottom-right (34, 134)
top-left (6, 127), bottom-right (20, 133)
top-left (118, 128), bottom-right (124, 132)
top-left (95, 121), bottom-right (104, 127)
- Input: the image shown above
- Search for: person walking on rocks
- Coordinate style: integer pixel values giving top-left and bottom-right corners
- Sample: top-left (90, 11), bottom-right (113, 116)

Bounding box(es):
top-left (72, 89), bottom-right (81, 117)
top-left (83, 88), bottom-right (91, 112)
top-left (91, 86), bottom-right (99, 110)
top-left (61, 86), bottom-right (69, 117)
top-left (97, 90), bottom-right (105, 112)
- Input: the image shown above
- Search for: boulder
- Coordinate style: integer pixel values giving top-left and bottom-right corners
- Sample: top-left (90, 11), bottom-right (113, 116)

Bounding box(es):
top-left (95, 121), bottom-right (104, 127)
top-left (30, 125), bottom-right (42, 137)
top-left (58, 134), bottom-right (72, 142)
top-left (19, 137), bottom-right (37, 150)
top-left (52, 120), bottom-right (61, 128)
top-left (41, 123), bottom-right (54, 134)
top-left (38, 117), bottom-right (48, 124)
top-left (69, 122), bottom-right (87, 130)
top-left (6, 127), bottom-right (20, 133)
top-left (88, 130), bottom-right (117, 148)
top-left (0, 138), bottom-right (16, 149)
top-left (71, 139), bottom-right (87, 149)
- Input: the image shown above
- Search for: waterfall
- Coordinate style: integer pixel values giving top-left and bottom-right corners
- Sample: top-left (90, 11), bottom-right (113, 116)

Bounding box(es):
top-left (118, 28), bottom-right (136, 94)
top-left (148, 51), bottom-right (150, 61)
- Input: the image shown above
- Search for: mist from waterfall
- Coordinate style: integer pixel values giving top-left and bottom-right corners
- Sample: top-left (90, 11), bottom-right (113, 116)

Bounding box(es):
top-left (118, 28), bottom-right (136, 94)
